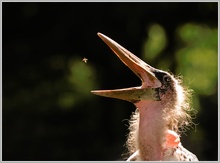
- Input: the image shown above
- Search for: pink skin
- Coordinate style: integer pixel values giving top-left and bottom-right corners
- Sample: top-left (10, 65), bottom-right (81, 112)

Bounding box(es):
top-left (135, 99), bottom-right (180, 160)
top-left (165, 130), bottom-right (180, 148)
top-left (135, 80), bottom-right (177, 160)
top-left (135, 100), bottom-right (165, 160)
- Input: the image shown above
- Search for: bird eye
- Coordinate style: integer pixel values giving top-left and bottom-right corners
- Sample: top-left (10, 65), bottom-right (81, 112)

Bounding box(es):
top-left (163, 75), bottom-right (171, 83)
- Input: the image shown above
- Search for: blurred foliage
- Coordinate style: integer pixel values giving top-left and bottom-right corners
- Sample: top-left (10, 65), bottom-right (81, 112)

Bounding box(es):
top-left (59, 57), bottom-right (97, 109)
top-left (2, 2), bottom-right (218, 161)
top-left (142, 24), bottom-right (167, 62)
top-left (176, 24), bottom-right (218, 96)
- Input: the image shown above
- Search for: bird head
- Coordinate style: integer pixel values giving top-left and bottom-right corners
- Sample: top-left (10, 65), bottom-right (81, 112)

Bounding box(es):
top-left (91, 33), bottom-right (194, 160)
top-left (91, 33), bottom-right (180, 107)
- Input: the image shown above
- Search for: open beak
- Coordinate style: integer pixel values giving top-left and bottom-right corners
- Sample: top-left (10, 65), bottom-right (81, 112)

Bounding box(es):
top-left (91, 33), bottom-right (161, 102)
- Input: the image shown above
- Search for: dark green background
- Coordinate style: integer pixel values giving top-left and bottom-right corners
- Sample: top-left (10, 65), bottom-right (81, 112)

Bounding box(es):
top-left (3, 2), bottom-right (218, 161)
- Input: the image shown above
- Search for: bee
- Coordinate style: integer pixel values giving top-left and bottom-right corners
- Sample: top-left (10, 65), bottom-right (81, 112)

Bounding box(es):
top-left (82, 57), bottom-right (88, 63)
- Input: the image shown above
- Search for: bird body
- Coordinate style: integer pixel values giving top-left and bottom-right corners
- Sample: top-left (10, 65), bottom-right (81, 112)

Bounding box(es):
top-left (128, 144), bottom-right (198, 161)
top-left (127, 130), bottom-right (198, 161)
top-left (91, 33), bottom-right (198, 161)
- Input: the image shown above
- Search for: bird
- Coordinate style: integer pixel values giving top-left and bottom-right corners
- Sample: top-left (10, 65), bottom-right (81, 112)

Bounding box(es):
top-left (91, 32), bottom-right (199, 161)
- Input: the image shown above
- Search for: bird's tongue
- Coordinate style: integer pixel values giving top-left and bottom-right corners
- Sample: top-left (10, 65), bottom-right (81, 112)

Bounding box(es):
top-left (91, 33), bottom-right (161, 102)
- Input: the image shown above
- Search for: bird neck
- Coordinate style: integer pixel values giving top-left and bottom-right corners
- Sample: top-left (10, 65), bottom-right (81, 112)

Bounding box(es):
top-left (135, 101), bottom-right (167, 160)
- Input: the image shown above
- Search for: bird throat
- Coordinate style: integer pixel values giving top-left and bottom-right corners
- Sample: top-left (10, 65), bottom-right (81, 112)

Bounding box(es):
top-left (135, 100), bottom-right (168, 161)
